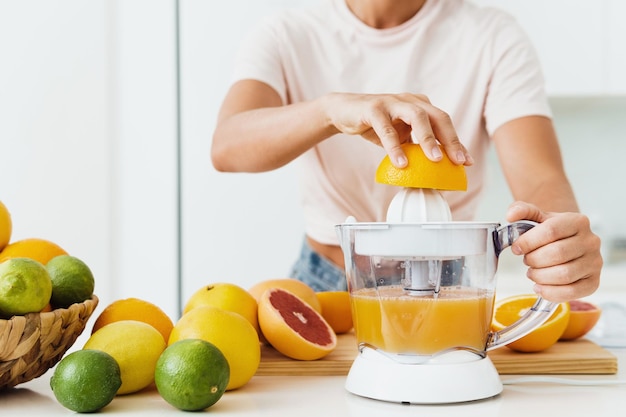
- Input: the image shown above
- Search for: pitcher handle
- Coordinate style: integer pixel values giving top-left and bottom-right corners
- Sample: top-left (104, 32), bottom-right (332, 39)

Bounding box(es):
top-left (486, 221), bottom-right (559, 351)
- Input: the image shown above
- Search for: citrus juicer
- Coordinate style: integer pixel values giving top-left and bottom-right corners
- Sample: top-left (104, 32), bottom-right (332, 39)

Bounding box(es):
top-left (335, 184), bottom-right (559, 404)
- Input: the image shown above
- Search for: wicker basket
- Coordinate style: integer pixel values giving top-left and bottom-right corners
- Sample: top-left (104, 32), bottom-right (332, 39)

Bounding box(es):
top-left (0, 295), bottom-right (98, 390)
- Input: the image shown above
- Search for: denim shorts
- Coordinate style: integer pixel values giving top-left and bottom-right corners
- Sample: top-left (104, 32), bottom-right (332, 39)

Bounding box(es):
top-left (289, 238), bottom-right (347, 292)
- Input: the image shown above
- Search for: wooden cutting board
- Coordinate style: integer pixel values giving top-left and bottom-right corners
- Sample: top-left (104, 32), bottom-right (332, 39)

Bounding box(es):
top-left (256, 332), bottom-right (618, 376)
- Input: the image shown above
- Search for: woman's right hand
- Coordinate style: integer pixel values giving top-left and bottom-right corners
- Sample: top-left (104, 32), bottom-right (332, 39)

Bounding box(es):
top-left (323, 92), bottom-right (473, 168)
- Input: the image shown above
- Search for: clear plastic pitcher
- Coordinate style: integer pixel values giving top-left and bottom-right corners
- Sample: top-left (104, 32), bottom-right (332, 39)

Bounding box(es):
top-left (335, 220), bottom-right (557, 363)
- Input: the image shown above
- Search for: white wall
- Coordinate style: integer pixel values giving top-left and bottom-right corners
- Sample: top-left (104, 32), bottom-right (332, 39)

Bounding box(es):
top-left (0, 0), bottom-right (114, 309)
top-left (2, 1), bottom-right (624, 326)
top-left (178, 0), bottom-right (318, 303)
top-left (0, 0), bottom-right (179, 321)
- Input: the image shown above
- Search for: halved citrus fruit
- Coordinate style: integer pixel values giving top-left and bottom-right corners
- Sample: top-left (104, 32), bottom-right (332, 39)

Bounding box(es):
top-left (559, 300), bottom-right (602, 341)
top-left (316, 291), bottom-right (353, 334)
top-left (258, 288), bottom-right (337, 361)
top-left (249, 278), bottom-right (322, 313)
top-left (491, 294), bottom-right (570, 353)
top-left (375, 143), bottom-right (467, 190)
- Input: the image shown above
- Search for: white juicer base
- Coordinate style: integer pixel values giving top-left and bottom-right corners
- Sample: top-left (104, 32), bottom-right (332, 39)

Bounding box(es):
top-left (345, 349), bottom-right (503, 404)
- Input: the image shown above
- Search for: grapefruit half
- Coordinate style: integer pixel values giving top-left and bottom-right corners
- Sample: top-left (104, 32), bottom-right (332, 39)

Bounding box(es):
top-left (258, 288), bottom-right (336, 360)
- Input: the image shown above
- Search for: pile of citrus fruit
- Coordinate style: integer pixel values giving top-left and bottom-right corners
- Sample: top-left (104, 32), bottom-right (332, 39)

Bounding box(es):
top-left (0, 200), bottom-right (95, 319)
top-left (48, 276), bottom-right (352, 413)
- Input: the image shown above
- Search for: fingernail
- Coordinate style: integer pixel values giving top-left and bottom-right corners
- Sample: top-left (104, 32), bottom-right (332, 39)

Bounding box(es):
top-left (430, 147), bottom-right (443, 160)
top-left (465, 153), bottom-right (474, 164)
top-left (456, 151), bottom-right (466, 163)
top-left (511, 244), bottom-right (522, 255)
top-left (395, 154), bottom-right (408, 167)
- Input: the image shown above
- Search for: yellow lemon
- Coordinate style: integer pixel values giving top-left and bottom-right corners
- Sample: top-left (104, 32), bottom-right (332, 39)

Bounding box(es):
top-left (0, 200), bottom-right (11, 251)
top-left (84, 320), bottom-right (166, 395)
top-left (169, 306), bottom-right (260, 390)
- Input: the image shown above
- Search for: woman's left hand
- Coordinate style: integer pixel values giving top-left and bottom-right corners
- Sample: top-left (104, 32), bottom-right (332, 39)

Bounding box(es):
top-left (505, 201), bottom-right (602, 302)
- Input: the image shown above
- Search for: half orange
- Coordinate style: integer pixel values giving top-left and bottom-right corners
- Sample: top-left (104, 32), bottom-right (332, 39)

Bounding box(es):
top-left (491, 294), bottom-right (570, 353)
top-left (375, 143), bottom-right (467, 190)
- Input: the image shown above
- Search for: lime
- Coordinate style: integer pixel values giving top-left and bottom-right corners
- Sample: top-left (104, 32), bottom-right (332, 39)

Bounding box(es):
top-left (84, 320), bottom-right (166, 395)
top-left (50, 349), bottom-right (121, 413)
top-left (155, 339), bottom-right (230, 411)
top-left (0, 257), bottom-right (52, 318)
top-left (46, 255), bottom-right (95, 308)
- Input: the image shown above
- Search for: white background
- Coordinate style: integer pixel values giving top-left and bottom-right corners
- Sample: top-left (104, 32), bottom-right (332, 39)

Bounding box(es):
top-left (1, 0), bottom-right (625, 324)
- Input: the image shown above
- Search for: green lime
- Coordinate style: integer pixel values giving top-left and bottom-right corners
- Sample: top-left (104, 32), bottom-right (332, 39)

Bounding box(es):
top-left (155, 339), bottom-right (230, 411)
top-left (0, 257), bottom-right (52, 318)
top-left (50, 349), bottom-right (122, 413)
top-left (46, 255), bottom-right (95, 308)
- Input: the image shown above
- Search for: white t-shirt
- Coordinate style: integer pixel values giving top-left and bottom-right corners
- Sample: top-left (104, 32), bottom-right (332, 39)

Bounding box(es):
top-left (230, 0), bottom-right (552, 245)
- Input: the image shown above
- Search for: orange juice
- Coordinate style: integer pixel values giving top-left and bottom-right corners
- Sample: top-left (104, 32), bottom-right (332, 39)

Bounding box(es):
top-left (351, 286), bottom-right (494, 354)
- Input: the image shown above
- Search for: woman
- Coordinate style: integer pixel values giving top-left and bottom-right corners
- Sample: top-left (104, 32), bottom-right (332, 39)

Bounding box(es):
top-left (211, 0), bottom-right (602, 302)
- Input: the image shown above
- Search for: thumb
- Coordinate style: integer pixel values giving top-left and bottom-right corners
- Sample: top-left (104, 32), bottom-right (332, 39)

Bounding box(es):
top-left (506, 201), bottom-right (549, 223)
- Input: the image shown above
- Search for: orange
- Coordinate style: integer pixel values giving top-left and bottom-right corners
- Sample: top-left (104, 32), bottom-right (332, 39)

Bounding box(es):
top-left (183, 282), bottom-right (259, 334)
top-left (559, 300), bottom-right (602, 341)
top-left (258, 288), bottom-right (337, 361)
top-left (92, 298), bottom-right (174, 343)
top-left (315, 291), bottom-right (353, 334)
top-left (0, 237), bottom-right (68, 265)
top-left (249, 278), bottom-right (322, 313)
top-left (375, 143), bottom-right (467, 190)
top-left (0, 200), bottom-right (12, 251)
top-left (168, 305), bottom-right (260, 391)
top-left (491, 294), bottom-right (570, 353)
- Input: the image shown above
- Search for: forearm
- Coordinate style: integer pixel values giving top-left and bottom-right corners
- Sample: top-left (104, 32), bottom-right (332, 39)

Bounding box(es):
top-left (515, 174), bottom-right (580, 214)
top-left (211, 97), bottom-right (336, 173)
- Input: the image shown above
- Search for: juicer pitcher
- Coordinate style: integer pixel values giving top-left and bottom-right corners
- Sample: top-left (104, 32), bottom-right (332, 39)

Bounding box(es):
top-left (335, 220), bottom-right (557, 404)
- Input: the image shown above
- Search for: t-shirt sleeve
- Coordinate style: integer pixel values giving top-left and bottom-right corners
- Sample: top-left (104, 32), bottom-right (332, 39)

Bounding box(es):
top-left (230, 16), bottom-right (288, 105)
top-left (483, 13), bottom-right (552, 135)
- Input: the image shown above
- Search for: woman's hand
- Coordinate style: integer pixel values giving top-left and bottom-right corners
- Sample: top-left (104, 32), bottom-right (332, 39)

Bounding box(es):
top-left (506, 201), bottom-right (602, 302)
top-left (323, 92), bottom-right (473, 168)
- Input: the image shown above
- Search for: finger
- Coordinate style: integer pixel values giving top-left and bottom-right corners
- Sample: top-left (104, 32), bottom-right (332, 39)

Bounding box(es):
top-left (368, 112), bottom-right (408, 168)
top-left (506, 201), bottom-right (548, 223)
top-left (424, 106), bottom-right (470, 165)
top-left (532, 274), bottom-right (600, 303)
top-left (409, 99), bottom-right (471, 165)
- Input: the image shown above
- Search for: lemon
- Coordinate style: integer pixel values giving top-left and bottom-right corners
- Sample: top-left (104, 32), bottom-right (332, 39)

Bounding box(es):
top-left (169, 306), bottom-right (260, 390)
top-left (183, 282), bottom-right (259, 333)
top-left (0, 258), bottom-right (52, 318)
top-left (155, 339), bottom-right (230, 411)
top-left (46, 255), bottom-right (95, 308)
top-left (0, 200), bottom-right (11, 251)
top-left (50, 349), bottom-right (121, 413)
top-left (84, 320), bottom-right (166, 395)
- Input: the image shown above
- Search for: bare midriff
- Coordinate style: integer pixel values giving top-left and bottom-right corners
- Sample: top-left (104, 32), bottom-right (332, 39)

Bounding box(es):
top-left (306, 236), bottom-right (345, 269)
